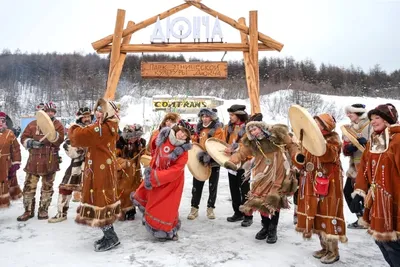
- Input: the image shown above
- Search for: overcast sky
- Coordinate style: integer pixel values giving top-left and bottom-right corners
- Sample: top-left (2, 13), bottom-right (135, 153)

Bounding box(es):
top-left (1, 0), bottom-right (399, 72)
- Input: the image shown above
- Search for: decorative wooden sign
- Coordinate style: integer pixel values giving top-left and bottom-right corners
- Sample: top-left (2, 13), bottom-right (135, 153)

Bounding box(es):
top-left (141, 62), bottom-right (227, 79)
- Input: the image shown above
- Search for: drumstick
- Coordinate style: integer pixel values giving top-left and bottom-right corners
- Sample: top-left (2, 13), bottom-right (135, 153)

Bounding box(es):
top-left (39, 133), bottom-right (49, 142)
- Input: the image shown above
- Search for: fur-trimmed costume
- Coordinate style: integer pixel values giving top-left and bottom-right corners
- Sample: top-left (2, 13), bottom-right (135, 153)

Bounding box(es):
top-left (133, 127), bottom-right (191, 240)
top-left (229, 122), bottom-right (299, 215)
top-left (116, 136), bottom-right (146, 217)
top-left (146, 112), bottom-right (180, 155)
top-left (354, 124), bottom-right (400, 241)
top-left (0, 129), bottom-right (21, 208)
top-left (69, 99), bottom-right (121, 227)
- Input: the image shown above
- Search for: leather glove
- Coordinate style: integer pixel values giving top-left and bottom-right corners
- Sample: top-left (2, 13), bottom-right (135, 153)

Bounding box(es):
top-left (197, 151), bottom-right (211, 166)
top-left (350, 194), bottom-right (364, 214)
top-left (8, 164), bottom-right (20, 179)
top-left (63, 142), bottom-right (69, 151)
top-left (344, 144), bottom-right (358, 154)
top-left (357, 137), bottom-right (367, 146)
top-left (27, 140), bottom-right (44, 149)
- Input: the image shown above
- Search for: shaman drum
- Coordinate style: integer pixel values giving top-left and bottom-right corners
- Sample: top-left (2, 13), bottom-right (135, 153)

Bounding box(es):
top-left (340, 125), bottom-right (365, 152)
top-left (205, 138), bottom-right (231, 166)
top-left (188, 143), bottom-right (211, 181)
top-left (288, 105), bottom-right (326, 157)
top-left (140, 155), bottom-right (151, 167)
top-left (36, 110), bottom-right (58, 143)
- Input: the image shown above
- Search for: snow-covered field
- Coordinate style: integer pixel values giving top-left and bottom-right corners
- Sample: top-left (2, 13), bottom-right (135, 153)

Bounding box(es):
top-left (2, 91), bottom-right (397, 267)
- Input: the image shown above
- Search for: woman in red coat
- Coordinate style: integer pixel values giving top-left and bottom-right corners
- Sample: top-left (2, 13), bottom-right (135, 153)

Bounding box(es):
top-left (133, 123), bottom-right (192, 241)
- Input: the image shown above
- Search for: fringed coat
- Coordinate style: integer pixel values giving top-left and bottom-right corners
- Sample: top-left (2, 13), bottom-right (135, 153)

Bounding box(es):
top-left (69, 120), bottom-right (120, 227)
top-left (59, 137), bottom-right (86, 193)
top-left (116, 136), bottom-right (146, 212)
top-left (230, 122), bottom-right (300, 216)
top-left (0, 129), bottom-right (21, 208)
top-left (133, 127), bottom-right (191, 239)
top-left (354, 125), bottom-right (400, 242)
top-left (295, 131), bottom-right (347, 243)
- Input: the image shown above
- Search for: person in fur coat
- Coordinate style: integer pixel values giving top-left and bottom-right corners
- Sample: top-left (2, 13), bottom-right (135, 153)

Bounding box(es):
top-left (0, 112), bottom-right (21, 208)
top-left (342, 104), bottom-right (371, 229)
top-left (294, 113), bottom-right (347, 264)
top-left (116, 124), bottom-right (146, 221)
top-left (352, 104), bottom-right (400, 267)
top-left (188, 108), bottom-right (224, 220)
top-left (48, 107), bottom-right (94, 223)
top-left (223, 104), bottom-right (253, 227)
top-left (224, 120), bottom-right (300, 244)
top-left (69, 99), bottom-right (121, 252)
top-left (132, 124), bottom-right (192, 241)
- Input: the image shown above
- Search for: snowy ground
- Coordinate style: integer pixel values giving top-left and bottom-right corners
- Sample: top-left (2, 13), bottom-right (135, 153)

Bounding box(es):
top-left (2, 91), bottom-right (395, 266)
top-left (0, 148), bottom-right (387, 267)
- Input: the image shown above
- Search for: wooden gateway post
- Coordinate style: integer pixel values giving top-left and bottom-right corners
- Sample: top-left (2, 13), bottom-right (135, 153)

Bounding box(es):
top-left (94, 0), bottom-right (283, 115)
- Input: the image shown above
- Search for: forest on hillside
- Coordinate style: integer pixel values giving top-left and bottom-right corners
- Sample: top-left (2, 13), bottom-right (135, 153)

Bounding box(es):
top-left (0, 48), bottom-right (399, 118)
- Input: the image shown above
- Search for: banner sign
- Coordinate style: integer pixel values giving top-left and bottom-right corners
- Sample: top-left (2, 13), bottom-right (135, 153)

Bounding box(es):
top-left (152, 97), bottom-right (224, 114)
top-left (141, 62), bottom-right (227, 79)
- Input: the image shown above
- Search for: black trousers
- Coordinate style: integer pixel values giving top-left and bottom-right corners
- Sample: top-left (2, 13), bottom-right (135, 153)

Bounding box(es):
top-left (261, 212), bottom-right (280, 227)
top-left (228, 169), bottom-right (251, 216)
top-left (191, 166), bottom-right (220, 209)
top-left (343, 177), bottom-right (363, 217)
top-left (375, 240), bottom-right (400, 267)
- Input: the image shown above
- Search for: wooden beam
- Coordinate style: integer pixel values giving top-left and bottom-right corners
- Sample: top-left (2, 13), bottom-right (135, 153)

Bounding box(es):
top-left (107, 9), bottom-right (125, 82)
top-left (249, 11), bottom-right (260, 105)
top-left (186, 1), bottom-right (284, 52)
top-left (97, 43), bottom-right (275, 53)
top-left (141, 62), bottom-right (228, 79)
top-left (239, 17), bottom-right (260, 115)
top-left (92, 3), bottom-right (191, 50)
top-left (104, 21), bottom-right (135, 100)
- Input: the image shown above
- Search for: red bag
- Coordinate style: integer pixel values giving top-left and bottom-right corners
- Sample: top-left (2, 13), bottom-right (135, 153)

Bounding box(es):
top-left (314, 173), bottom-right (330, 196)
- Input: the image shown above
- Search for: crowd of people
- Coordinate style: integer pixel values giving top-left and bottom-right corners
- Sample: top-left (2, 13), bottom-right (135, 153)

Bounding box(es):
top-left (0, 98), bottom-right (399, 266)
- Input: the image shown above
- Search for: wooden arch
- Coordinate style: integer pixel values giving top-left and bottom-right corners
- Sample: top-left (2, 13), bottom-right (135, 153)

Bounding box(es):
top-left (92, 0), bottom-right (283, 115)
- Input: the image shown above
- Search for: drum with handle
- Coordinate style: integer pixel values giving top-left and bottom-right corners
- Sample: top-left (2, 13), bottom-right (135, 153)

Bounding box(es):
top-left (140, 155), bottom-right (152, 167)
top-left (188, 143), bottom-right (211, 181)
top-left (205, 138), bottom-right (231, 166)
top-left (288, 105), bottom-right (326, 156)
top-left (35, 110), bottom-right (58, 143)
top-left (340, 125), bottom-right (365, 153)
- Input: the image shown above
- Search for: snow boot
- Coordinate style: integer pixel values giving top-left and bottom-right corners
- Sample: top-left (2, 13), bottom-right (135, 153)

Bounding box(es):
top-left (206, 207), bottom-right (215, 219)
top-left (187, 207), bottom-right (199, 220)
top-left (313, 235), bottom-right (328, 259)
top-left (241, 216), bottom-right (253, 227)
top-left (255, 216), bottom-right (270, 240)
top-left (17, 199), bottom-right (35, 222)
top-left (347, 219), bottom-right (366, 229)
top-left (320, 240), bottom-right (340, 264)
top-left (227, 213), bottom-right (244, 222)
top-left (48, 194), bottom-right (71, 223)
top-left (95, 225), bottom-right (120, 252)
top-left (125, 208), bottom-right (136, 221)
top-left (266, 212), bottom-right (279, 244)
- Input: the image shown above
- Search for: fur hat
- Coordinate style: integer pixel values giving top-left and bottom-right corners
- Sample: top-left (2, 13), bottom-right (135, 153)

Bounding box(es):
top-left (160, 112), bottom-right (180, 128)
top-left (249, 113), bottom-right (263, 122)
top-left (43, 102), bottom-right (57, 113)
top-left (227, 104), bottom-right (247, 115)
top-left (368, 103), bottom-right (398, 125)
top-left (36, 103), bottom-right (45, 111)
top-left (122, 124), bottom-right (144, 140)
top-left (0, 112), bottom-right (6, 120)
top-left (76, 107), bottom-right (94, 123)
top-left (345, 104), bottom-right (366, 117)
top-left (245, 121), bottom-right (270, 140)
top-left (314, 113), bottom-right (336, 132)
top-left (198, 108), bottom-right (218, 121)
top-left (177, 119), bottom-right (195, 135)
top-left (171, 124), bottom-right (191, 143)
top-left (93, 98), bottom-right (119, 121)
